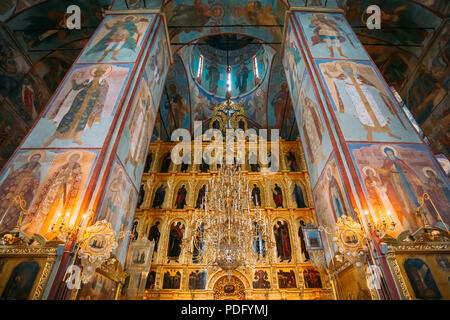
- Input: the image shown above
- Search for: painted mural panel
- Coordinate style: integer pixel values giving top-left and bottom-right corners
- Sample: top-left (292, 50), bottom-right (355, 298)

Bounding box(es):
top-left (144, 22), bottom-right (170, 108)
top-left (313, 154), bottom-right (353, 262)
top-left (95, 157), bottom-right (137, 264)
top-left (22, 64), bottom-right (132, 148)
top-left (0, 98), bottom-right (28, 170)
top-left (317, 59), bottom-right (421, 143)
top-left (165, 0), bottom-right (285, 45)
top-left (117, 73), bottom-right (156, 188)
top-left (78, 14), bottom-right (155, 64)
top-left (159, 54), bottom-right (190, 133)
top-left (289, 0), bottom-right (338, 8)
top-left (294, 71), bottom-right (332, 187)
top-left (283, 21), bottom-right (306, 109)
top-left (348, 142), bottom-right (450, 235)
top-left (0, 149), bottom-right (99, 236)
top-left (6, 0), bottom-right (109, 62)
top-left (421, 95), bottom-right (449, 157)
top-left (295, 12), bottom-right (368, 60)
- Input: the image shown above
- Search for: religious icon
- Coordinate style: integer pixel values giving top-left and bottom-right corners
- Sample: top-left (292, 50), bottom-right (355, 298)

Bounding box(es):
top-left (195, 185), bottom-right (206, 209)
top-left (137, 184), bottom-right (145, 209)
top-left (131, 220), bottom-right (139, 241)
top-left (148, 221), bottom-right (161, 253)
top-left (22, 152), bottom-right (84, 237)
top-left (303, 268), bottom-right (322, 289)
top-left (85, 16), bottom-right (149, 62)
top-left (145, 271), bottom-right (156, 289)
top-left (143, 153), bottom-right (153, 172)
top-left (162, 270), bottom-right (182, 289)
top-left (152, 184), bottom-right (166, 209)
top-left (293, 184), bottom-right (307, 208)
top-left (44, 65), bottom-right (111, 147)
top-left (124, 81), bottom-right (154, 179)
top-left (404, 258), bottom-right (442, 299)
top-left (277, 269), bottom-right (296, 289)
top-left (205, 63), bottom-right (220, 94)
top-left (299, 87), bottom-right (325, 165)
top-left (0, 261), bottom-right (40, 300)
top-left (251, 184), bottom-right (261, 207)
top-left (167, 222), bottom-right (184, 263)
top-left (192, 222), bottom-right (205, 264)
top-left (272, 184), bottom-right (283, 208)
top-left (298, 220), bottom-right (310, 262)
top-left (321, 61), bottom-right (407, 141)
top-left (0, 151), bottom-right (42, 233)
top-left (160, 153), bottom-right (171, 173)
top-left (274, 221), bottom-right (292, 263)
top-left (174, 185), bottom-right (187, 209)
top-left (199, 159), bottom-right (209, 173)
top-left (253, 270), bottom-right (270, 289)
top-left (309, 13), bottom-right (350, 58)
top-left (21, 76), bottom-right (37, 119)
top-left (189, 270), bottom-right (207, 290)
top-left (253, 222), bottom-right (265, 259)
top-left (166, 84), bottom-right (189, 129)
top-left (421, 167), bottom-right (450, 221)
top-left (249, 152), bottom-right (260, 172)
top-left (286, 152), bottom-right (300, 172)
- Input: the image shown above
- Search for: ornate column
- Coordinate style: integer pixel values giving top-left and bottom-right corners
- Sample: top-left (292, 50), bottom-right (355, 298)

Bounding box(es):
top-left (0, 9), bottom-right (172, 299)
top-left (283, 7), bottom-right (450, 299)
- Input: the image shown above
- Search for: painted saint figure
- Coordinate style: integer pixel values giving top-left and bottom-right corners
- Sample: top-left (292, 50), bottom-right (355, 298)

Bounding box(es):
top-left (152, 184), bottom-right (166, 209)
top-left (404, 258), bottom-right (442, 299)
top-left (298, 220), bottom-right (310, 262)
top-left (253, 270), bottom-right (270, 289)
top-left (167, 84), bottom-right (188, 129)
top-left (293, 184), bottom-right (307, 208)
top-left (21, 76), bottom-right (37, 119)
top-left (299, 88), bottom-right (325, 164)
top-left (137, 184), bottom-right (145, 209)
top-left (251, 184), bottom-right (261, 207)
top-left (148, 221), bottom-right (161, 252)
top-left (160, 153), bottom-right (171, 173)
top-left (286, 151), bottom-right (300, 172)
top-left (0, 152), bottom-right (42, 233)
top-left (22, 152), bottom-right (83, 236)
top-left (167, 222), bottom-right (184, 262)
top-left (274, 221), bottom-right (291, 263)
top-left (310, 13), bottom-right (349, 58)
top-left (326, 167), bottom-right (346, 219)
top-left (175, 185), bottom-right (187, 209)
top-left (235, 62), bottom-right (250, 94)
top-left (44, 65), bottom-right (110, 147)
top-left (272, 83), bottom-right (293, 129)
top-left (195, 185), bottom-right (206, 209)
top-left (205, 63), bottom-right (220, 94)
top-left (272, 184), bottom-right (283, 208)
top-left (85, 16), bottom-right (147, 62)
top-left (143, 153), bottom-right (152, 172)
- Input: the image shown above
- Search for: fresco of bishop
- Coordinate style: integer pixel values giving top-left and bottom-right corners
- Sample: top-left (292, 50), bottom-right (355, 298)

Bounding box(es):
top-left (85, 16), bottom-right (145, 62)
top-left (44, 65), bottom-right (110, 147)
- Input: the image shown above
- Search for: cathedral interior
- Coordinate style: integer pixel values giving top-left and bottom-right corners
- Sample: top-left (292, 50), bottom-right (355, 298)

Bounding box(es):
top-left (0, 0), bottom-right (449, 301)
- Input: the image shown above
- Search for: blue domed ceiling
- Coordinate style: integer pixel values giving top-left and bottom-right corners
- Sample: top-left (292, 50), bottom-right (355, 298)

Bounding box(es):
top-left (190, 35), bottom-right (270, 99)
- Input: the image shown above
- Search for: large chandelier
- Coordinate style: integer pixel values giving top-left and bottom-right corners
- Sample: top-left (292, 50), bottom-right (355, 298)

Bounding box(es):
top-left (190, 163), bottom-right (271, 278)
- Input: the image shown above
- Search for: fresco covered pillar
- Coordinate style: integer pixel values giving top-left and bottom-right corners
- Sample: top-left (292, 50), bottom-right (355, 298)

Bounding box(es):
top-left (0, 9), bottom-right (171, 299)
top-left (282, 7), bottom-right (450, 299)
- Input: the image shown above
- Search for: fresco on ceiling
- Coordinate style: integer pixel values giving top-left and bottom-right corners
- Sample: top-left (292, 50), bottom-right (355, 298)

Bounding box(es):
top-left (33, 39), bottom-right (88, 93)
top-left (413, 0), bottom-right (450, 14)
top-left (78, 14), bottom-right (155, 64)
top-left (95, 156), bottom-right (137, 264)
top-left (6, 0), bottom-right (111, 62)
top-left (0, 0), bottom-right (47, 22)
top-left (294, 71), bottom-right (332, 188)
top-left (0, 98), bottom-right (28, 170)
top-left (421, 95), bottom-right (449, 157)
top-left (337, 0), bottom-right (441, 52)
top-left (112, 0), bottom-right (162, 10)
top-left (144, 21), bottom-right (170, 108)
top-left (117, 73), bottom-right (156, 189)
top-left (316, 59), bottom-right (422, 143)
top-left (164, 0), bottom-right (286, 44)
top-left (159, 54), bottom-right (191, 134)
top-left (268, 56), bottom-right (296, 139)
top-left (295, 12), bottom-right (368, 60)
top-left (191, 42), bottom-right (269, 99)
top-left (356, 34), bottom-right (418, 91)
top-left (22, 63), bottom-right (133, 149)
top-left (313, 154), bottom-right (353, 263)
top-left (348, 142), bottom-right (450, 235)
top-left (0, 149), bottom-right (99, 236)
top-left (403, 21), bottom-right (449, 125)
